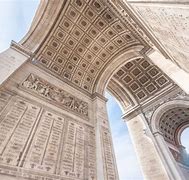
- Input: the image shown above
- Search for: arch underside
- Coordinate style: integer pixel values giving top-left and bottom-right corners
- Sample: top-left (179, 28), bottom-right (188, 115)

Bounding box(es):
top-left (32, 0), bottom-right (146, 94)
top-left (106, 57), bottom-right (177, 117)
top-left (1, 0), bottom-right (188, 179)
top-left (19, 0), bottom-right (177, 109)
top-left (159, 107), bottom-right (189, 146)
top-left (150, 99), bottom-right (189, 174)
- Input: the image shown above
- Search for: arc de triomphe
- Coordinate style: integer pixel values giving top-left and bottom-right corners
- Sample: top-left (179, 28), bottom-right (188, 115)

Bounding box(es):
top-left (0, 0), bottom-right (189, 179)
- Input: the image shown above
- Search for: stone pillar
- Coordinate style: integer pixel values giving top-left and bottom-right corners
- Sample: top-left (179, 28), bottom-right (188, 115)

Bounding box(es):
top-left (0, 42), bottom-right (31, 86)
top-left (148, 50), bottom-right (189, 94)
top-left (124, 113), bottom-right (170, 180)
top-left (93, 95), bottom-right (119, 180)
top-left (153, 132), bottom-right (185, 180)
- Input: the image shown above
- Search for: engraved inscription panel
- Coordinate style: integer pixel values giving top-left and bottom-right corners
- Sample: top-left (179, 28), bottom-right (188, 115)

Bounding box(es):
top-left (101, 127), bottom-right (117, 180)
top-left (86, 128), bottom-right (96, 179)
top-left (0, 91), bottom-right (12, 112)
top-left (131, 4), bottom-right (189, 71)
top-left (24, 110), bottom-right (64, 174)
top-left (0, 94), bottom-right (96, 179)
top-left (60, 121), bottom-right (85, 179)
top-left (0, 98), bottom-right (41, 166)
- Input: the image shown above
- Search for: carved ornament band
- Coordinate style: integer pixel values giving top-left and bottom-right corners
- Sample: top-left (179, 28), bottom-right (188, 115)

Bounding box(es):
top-left (21, 74), bottom-right (88, 117)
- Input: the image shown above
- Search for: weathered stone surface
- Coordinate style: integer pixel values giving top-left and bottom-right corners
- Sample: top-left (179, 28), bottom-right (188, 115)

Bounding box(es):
top-left (21, 74), bottom-right (88, 117)
top-left (129, 1), bottom-right (189, 72)
top-left (1, 0), bottom-right (189, 179)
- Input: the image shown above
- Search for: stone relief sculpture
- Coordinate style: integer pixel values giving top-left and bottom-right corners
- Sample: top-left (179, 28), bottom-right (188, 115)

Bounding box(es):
top-left (22, 74), bottom-right (88, 117)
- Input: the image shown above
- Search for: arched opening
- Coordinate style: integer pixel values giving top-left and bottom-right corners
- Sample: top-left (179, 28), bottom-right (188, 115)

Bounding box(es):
top-left (181, 127), bottom-right (189, 153)
top-left (157, 106), bottom-right (189, 166)
top-left (151, 101), bottom-right (189, 179)
top-left (101, 55), bottom-right (175, 179)
top-left (105, 92), bottom-right (143, 179)
top-left (0, 0), bottom-right (186, 179)
top-left (180, 127), bottom-right (189, 167)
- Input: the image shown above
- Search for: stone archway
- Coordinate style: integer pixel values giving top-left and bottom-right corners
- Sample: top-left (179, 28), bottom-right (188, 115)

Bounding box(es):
top-left (0, 0), bottom-right (189, 180)
top-left (150, 100), bottom-right (189, 179)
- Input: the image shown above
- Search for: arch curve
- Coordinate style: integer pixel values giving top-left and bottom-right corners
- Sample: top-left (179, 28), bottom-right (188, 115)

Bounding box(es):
top-left (177, 124), bottom-right (189, 146)
top-left (94, 45), bottom-right (144, 95)
top-left (151, 99), bottom-right (189, 134)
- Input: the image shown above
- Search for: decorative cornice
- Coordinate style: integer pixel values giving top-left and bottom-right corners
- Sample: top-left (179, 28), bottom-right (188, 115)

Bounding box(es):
top-left (92, 92), bottom-right (108, 102)
top-left (143, 90), bottom-right (188, 122)
top-left (108, 0), bottom-right (153, 50)
top-left (11, 41), bottom-right (33, 58)
top-left (115, 0), bottom-right (174, 60)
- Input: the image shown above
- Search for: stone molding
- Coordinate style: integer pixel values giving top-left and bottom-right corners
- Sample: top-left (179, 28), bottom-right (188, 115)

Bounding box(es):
top-left (11, 41), bottom-right (33, 58)
top-left (144, 90), bottom-right (188, 123)
top-left (109, 0), bottom-right (153, 49)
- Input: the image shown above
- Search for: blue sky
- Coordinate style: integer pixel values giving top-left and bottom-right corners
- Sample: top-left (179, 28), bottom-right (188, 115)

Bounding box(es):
top-left (2, 2), bottom-right (189, 179)
top-left (0, 1), bottom-right (143, 179)
top-left (0, 0), bottom-right (39, 51)
top-left (106, 93), bottom-right (143, 179)
top-left (181, 128), bottom-right (189, 152)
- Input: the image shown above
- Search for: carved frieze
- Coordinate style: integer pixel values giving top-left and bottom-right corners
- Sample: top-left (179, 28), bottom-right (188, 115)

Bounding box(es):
top-left (21, 74), bottom-right (89, 117)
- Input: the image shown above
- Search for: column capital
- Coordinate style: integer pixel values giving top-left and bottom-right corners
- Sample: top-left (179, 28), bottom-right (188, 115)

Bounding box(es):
top-left (121, 105), bottom-right (142, 121)
top-left (92, 92), bottom-right (108, 102)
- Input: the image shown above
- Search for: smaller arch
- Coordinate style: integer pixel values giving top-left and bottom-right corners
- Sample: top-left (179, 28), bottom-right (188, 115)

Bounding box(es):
top-left (94, 45), bottom-right (144, 95)
top-left (151, 99), bottom-right (189, 134)
top-left (151, 99), bottom-right (189, 169)
top-left (177, 124), bottom-right (189, 147)
top-left (107, 78), bottom-right (136, 113)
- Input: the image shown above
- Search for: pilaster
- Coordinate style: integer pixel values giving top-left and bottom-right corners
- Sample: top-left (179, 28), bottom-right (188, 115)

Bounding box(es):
top-left (0, 42), bottom-right (32, 86)
top-left (147, 50), bottom-right (189, 94)
top-left (124, 113), bottom-right (170, 180)
top-left (92, 95), bottom-right (119, 180)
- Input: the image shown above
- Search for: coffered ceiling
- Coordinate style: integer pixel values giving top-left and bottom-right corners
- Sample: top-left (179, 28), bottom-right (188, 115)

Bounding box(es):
top-left (20, 0), bottom-right (180, 102)
top-left (112, 57), bottom-right (172, 103)
top-left (159, 107), bottom-right (189, 145)
top-left (33, 0), bottom-right (151, 94)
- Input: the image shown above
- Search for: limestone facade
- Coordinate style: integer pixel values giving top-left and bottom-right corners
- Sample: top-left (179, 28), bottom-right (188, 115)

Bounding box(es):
top-left (0, 0), bottom-right (189, 180)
